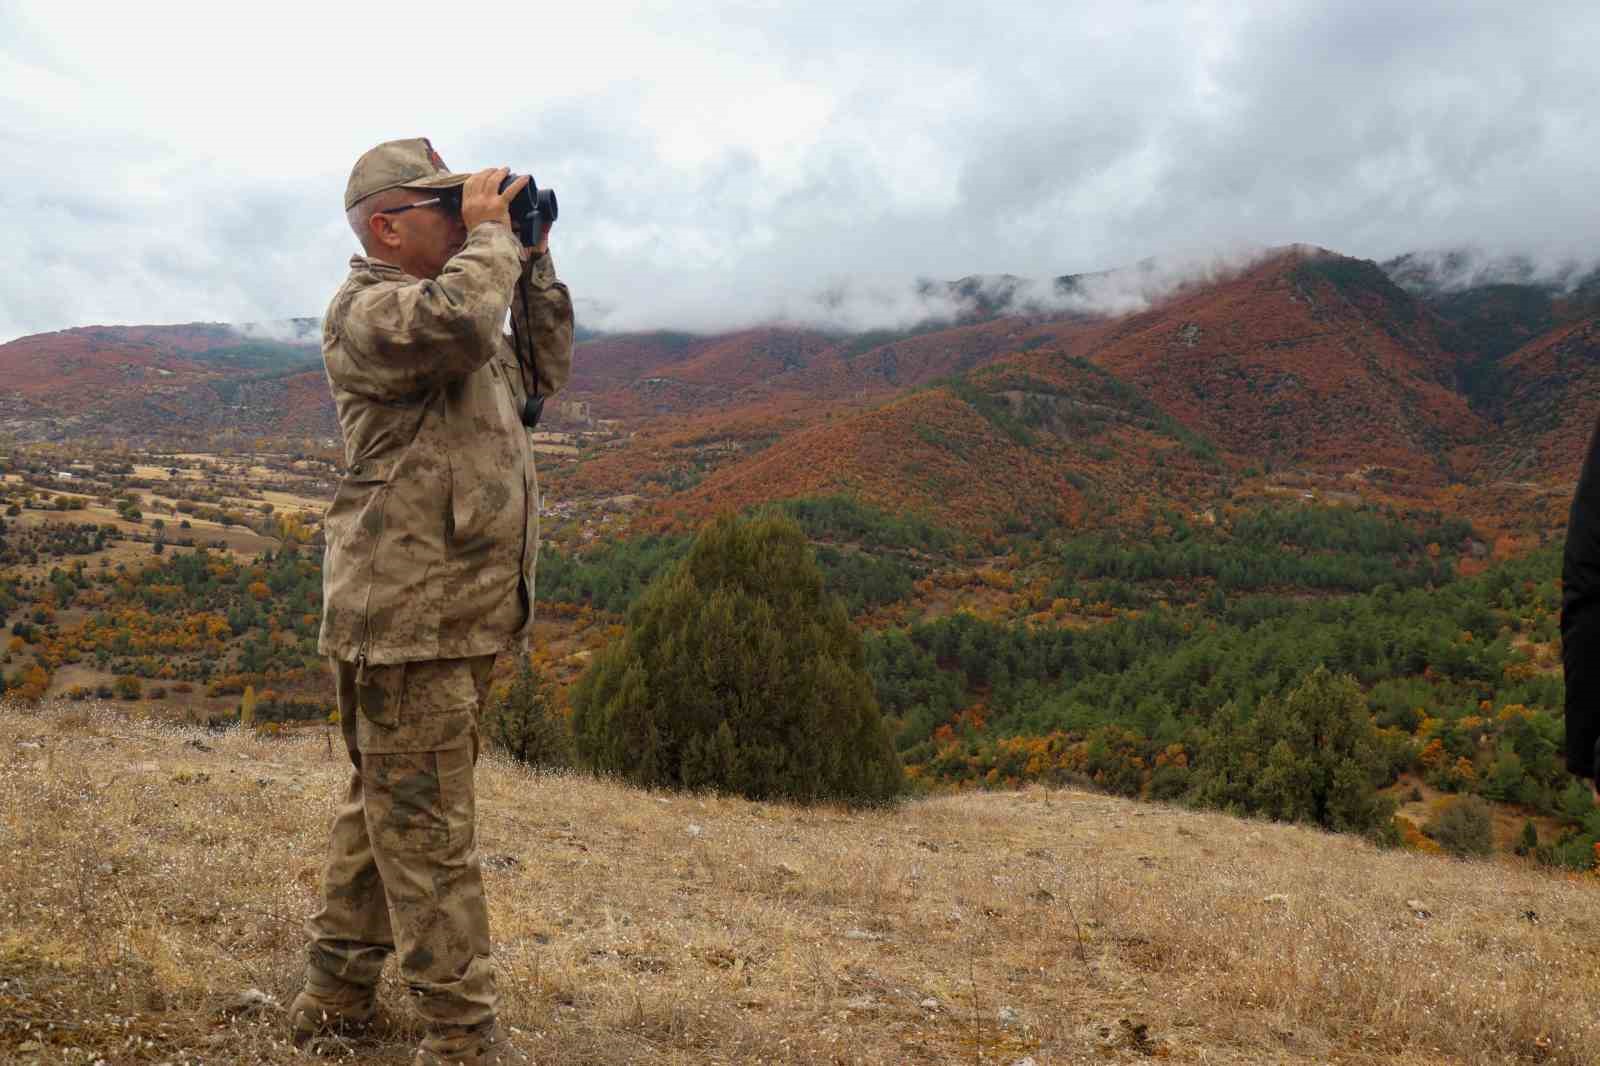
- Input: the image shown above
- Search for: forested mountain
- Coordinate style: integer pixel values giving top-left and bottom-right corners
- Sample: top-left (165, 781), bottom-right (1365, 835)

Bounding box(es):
top-left (4, 243), bottom-right (1598, 509)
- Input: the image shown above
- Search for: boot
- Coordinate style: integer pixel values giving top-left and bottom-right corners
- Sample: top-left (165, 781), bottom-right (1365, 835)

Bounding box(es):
top-left (288, 971), bottom-right (377, 1048)
top-left (413, 1019), bottom-right (521, 1065)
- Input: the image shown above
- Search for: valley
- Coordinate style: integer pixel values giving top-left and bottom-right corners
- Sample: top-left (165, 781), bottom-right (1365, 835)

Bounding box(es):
top-left (2, 242), bottom-right (1598, 872)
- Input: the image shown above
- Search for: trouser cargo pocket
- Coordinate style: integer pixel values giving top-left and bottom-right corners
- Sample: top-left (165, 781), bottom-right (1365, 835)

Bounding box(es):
top-left (364, 748), bottom-right (475, 853)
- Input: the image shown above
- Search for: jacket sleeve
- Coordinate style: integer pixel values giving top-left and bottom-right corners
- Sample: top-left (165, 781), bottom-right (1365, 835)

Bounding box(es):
top-left (331, 222), bottom-right (524, 401)
top-left (1564, 414), bottom-right (1600, 778)
top-left (507, 248), bottom-right (575, 399)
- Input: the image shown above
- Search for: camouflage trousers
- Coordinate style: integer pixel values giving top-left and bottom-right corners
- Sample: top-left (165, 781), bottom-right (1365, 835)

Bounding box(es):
top-left (304, 654), bottom-right (498, 1029)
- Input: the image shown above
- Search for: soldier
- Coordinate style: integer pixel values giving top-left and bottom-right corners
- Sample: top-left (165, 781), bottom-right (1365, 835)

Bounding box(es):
top-left (291, 138), bottom-right (573, 1065)
top-left (1566, 415), bottom-right (1600, 806)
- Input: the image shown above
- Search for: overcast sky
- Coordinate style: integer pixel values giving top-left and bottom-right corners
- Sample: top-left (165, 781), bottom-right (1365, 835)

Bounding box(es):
top-left (2, 0), bottom-right (1596, 342)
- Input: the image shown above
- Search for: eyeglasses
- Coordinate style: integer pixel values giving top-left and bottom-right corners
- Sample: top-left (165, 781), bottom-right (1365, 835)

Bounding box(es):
top-left (374, 197), bottom-right (446, 216)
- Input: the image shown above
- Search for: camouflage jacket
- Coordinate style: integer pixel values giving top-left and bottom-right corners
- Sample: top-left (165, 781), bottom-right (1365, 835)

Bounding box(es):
top-left (318, 221), bottom-right (573, 664)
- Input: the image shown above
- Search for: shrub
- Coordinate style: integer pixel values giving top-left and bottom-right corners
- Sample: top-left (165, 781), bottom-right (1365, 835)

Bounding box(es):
top-left (1426, 795), bottom-right (1495, 858)
top-left (485, 656), bottom-right (573, 769)
top-left (253, 697), bottom-right (329, 723)
top-left (1191, 667), bottom-right (1396, 838)
top-left (113, 675), bottom-right (142, 700)
top-left (1147, 763), bottom-right (1191, 802)
top-left (1515, 818), bottom-right (1539, 856)
top-left (571, 512), bottom-right (903, 805)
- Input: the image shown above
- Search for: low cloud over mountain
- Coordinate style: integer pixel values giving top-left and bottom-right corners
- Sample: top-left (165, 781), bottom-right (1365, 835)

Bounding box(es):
top-left (3, 2), bottom-right (1600, 341)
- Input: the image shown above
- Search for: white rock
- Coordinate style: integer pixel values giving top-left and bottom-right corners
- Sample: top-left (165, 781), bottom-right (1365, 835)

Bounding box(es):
top-left (920, 997), bottom-right (940, 1010)
top-left (686, 824), bottom-right (703, 838)
top-left (227, 988), bottom-right (280, 1015)
top-left (1261, 893), bottom-right (1290, 905)
top-left (998, 1005), bottom-right (1021, 1025)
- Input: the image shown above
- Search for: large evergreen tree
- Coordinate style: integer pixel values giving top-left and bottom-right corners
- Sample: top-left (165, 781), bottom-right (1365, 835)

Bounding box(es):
top-left (1191, 666), bottom-right (1397, 837)
top-left (571, 512), bottom-right (903, 804)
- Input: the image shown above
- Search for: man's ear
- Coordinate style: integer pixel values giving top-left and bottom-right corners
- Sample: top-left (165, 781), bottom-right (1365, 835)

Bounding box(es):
top-left (369, 212), bottom-right (402, 250)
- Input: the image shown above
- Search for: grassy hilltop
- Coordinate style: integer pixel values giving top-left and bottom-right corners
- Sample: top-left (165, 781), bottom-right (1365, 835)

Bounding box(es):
top-left (3, 699), bottom-right (1598, 1065)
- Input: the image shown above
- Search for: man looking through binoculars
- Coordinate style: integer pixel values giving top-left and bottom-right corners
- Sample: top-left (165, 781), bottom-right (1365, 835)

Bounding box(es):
top-left (292, 137), bottom-right (572, 1065)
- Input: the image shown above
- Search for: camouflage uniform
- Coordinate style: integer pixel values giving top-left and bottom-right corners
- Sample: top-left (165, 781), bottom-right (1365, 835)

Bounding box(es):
top-left (299, 139), bottom-right (572, 1059)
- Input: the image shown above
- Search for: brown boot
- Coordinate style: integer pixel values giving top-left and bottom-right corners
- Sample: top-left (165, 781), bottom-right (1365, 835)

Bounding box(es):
top-left (413, 1019), bottom-right (521, 1065)
top-left (288, 972), bottom-right (377, 1048)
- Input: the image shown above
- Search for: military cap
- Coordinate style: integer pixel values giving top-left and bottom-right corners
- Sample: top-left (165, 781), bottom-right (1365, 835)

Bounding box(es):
top-left (344, 137), bottom-right (471, 210)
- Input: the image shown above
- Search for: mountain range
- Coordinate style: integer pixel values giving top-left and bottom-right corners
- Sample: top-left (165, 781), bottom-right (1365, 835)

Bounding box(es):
top-left (3, 245), bottom-right (1596, 533)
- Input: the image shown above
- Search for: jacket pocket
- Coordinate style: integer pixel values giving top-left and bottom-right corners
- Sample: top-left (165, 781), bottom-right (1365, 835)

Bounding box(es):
top-left (446, 449), bottom-right (521, 555)
top-left (322, 463), bottom-right (398, 654)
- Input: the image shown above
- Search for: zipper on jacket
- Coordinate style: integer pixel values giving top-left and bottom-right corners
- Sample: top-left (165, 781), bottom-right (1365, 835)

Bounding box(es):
top-left (356, 484), bottom-right (391, 667)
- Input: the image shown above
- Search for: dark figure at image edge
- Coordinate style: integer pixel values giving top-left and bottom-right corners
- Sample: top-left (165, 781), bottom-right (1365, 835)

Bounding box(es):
top-left (289, 137), bottom-right (573, 1066)
top-left (1563, 414), bottom-right (1600, 801)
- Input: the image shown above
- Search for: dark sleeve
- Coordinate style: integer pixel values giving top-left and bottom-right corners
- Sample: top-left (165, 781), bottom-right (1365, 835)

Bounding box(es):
top-left (1564, 415), bottom-right (1600, 777)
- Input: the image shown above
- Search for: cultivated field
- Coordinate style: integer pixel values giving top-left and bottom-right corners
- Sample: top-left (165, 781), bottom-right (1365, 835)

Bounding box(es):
top-left (2, 699), bottom-right (1597, 1065)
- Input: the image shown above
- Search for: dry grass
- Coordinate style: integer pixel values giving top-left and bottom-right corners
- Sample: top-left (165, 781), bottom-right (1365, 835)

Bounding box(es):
top-left (2, 699), bottom-right (1598, 1065)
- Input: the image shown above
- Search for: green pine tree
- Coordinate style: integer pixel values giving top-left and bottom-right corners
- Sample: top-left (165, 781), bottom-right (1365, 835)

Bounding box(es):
top-left (571, 512), bottom-right (903, 804)
top-left (1515, 818), bottom-right (1539, 857)
top-left (1191, 667), bottom-right (1396, 838)
top-left (485, 656), bottom-right (573, 769)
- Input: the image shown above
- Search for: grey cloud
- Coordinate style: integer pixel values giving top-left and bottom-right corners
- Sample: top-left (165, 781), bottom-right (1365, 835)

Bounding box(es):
top-left (3, 1), bottom-right (1600, 342)
top-left (1386, 247), bottom-right (1600, 294)
top-left (232, 318), bottom-right (320, 344)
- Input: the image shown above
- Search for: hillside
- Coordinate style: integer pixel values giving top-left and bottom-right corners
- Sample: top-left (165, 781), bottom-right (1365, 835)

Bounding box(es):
top-left (650, 350), bottom-right (1227, 536)
top-left (6, 245), bottom-right (1600, 502)
top-left (3, 699), bottom-right (1596, 1065)
top-left (1489, 313), bottom-right (1600, 479)
top-left (0, 323), bottom-right (326, 444)
top-left (1384, 252), bottom-right (1600, 427)
top-left (1068, 249), bottom-right (1484, 475)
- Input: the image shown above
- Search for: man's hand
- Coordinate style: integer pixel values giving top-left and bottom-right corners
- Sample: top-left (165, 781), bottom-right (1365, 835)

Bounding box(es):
top-left (460, 167), bottom-right (528, 233)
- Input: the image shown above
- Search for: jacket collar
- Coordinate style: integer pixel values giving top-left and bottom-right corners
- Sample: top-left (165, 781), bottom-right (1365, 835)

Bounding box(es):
top-left (349, 253), bottom-right (407, 278)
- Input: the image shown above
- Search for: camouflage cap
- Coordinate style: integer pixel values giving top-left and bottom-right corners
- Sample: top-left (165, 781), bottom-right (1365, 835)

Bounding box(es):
top-left (344, 137), bottom-right (471, 210)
